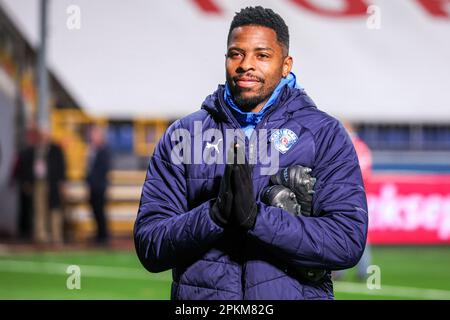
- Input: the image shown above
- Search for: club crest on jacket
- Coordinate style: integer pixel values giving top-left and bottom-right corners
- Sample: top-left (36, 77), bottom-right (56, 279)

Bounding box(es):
top-left (270, 128), bottom-right (298, 154)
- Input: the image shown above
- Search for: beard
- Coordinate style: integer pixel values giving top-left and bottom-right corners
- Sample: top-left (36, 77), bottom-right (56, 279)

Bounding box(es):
top-left (229, 83), bottom-right (276, 112)
top-left (233, 90), bottom-right (270, 112)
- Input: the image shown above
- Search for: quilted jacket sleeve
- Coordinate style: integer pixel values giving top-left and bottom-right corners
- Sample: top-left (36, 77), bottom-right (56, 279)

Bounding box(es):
top-left (248, 120), bottom-right (368, 271)
top-left (134, 121), bottom-right (223, 273)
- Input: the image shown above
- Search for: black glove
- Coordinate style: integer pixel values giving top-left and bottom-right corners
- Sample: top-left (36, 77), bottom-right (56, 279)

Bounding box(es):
top-left (210, 163), bottom-right (234, 227)
top-left (210, 143), bottom-right (257, 230)
top-left (261, 185), bottom-right (302, 216)
top-left (270, 165), bottom-right (316, 216)
top-left (231, 162), bottom-right (258, 230)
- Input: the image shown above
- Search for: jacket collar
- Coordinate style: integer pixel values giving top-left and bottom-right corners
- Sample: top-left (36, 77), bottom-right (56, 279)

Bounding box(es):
top-left (201, 83), bottom-right (316, 126)
top-left (223, 72), bottom-right (298, 127)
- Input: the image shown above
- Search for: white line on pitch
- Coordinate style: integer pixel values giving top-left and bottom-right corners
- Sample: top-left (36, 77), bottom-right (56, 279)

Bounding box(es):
top-left (0, 259), bottom-right (171, 281)
top-left (1, 260), bottom-right (450, 299)
top-left (334, 281), bottom-right (450, 300)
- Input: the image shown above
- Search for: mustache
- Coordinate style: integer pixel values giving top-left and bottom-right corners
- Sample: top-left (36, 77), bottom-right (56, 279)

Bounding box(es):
top-left (233, 74), bottom-right (265, 83)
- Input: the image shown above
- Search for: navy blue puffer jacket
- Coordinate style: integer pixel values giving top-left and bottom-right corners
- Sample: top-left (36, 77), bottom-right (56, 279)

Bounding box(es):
top-left (134, 85), bottom-right (368, 300)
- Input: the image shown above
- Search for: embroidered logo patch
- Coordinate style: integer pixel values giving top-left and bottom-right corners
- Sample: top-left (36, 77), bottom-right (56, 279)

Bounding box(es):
top-left (270, 128), bottom-right (298, 154)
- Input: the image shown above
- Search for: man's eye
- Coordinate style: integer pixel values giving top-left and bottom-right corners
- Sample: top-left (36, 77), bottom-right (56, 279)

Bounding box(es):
top-left (228, 52), bottom-right (241, 58)
top-left (258, 54), bottom-right (269, 59)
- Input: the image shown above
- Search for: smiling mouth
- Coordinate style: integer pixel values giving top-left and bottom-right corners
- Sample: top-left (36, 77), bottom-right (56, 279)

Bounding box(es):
top-left (236, 80), bottom-right (259, 88)
top-left (234, 77), bottom-right (262, 89)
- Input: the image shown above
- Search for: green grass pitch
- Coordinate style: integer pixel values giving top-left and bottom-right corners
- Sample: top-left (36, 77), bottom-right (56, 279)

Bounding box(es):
top-left (1, 246), bottom-right (449, 300)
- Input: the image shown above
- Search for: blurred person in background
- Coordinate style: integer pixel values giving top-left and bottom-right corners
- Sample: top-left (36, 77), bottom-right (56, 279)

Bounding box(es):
top-left (333, 122), bottom-right (373, 281)
top-left (86, 126), bottom-right (111, 245)
top-left (17, 126), bottom-right (67, 245)
top-left (15, 124), bottom-right (40, 240)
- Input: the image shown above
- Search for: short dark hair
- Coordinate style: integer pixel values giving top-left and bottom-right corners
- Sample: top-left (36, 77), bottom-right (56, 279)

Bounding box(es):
top-left (227, 6), bottom-right (289, 53)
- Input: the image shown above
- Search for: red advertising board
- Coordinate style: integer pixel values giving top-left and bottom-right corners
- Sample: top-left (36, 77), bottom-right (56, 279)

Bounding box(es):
top-left (366, 174), bottom-right (450, 244)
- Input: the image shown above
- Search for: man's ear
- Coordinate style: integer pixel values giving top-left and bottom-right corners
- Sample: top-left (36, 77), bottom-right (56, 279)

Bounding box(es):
top-left (282, 56), bottom-right (293, 78)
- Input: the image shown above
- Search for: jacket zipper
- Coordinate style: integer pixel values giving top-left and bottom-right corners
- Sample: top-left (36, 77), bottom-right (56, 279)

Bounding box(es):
top-left (218, 93), bottom-right (250, 163)
top-left (219, 91), bottom-right (285, 300)
top-left (218, 94), bottom-right (247, 299)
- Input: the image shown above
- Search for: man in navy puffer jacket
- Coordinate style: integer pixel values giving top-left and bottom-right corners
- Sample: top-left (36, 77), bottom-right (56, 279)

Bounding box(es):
top-left (134, 6), bottom-right (368, 300)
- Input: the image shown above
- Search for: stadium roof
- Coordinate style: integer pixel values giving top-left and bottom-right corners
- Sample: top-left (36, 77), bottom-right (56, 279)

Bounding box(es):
top-left (1, 0), bottom-right (450, 122)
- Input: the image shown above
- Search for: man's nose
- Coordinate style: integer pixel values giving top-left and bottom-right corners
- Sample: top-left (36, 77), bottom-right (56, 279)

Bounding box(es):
top-left (237, 54), bottom-right (255, 73)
